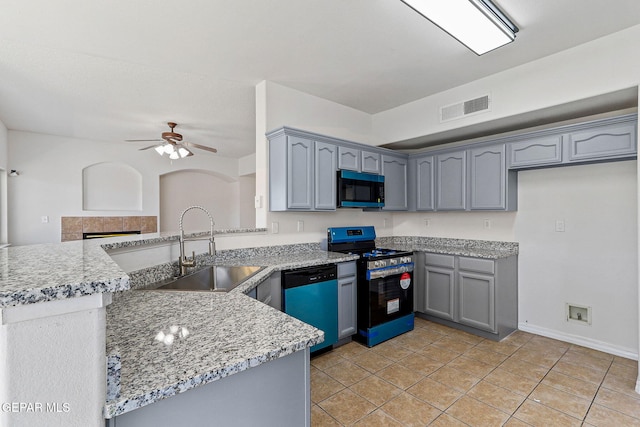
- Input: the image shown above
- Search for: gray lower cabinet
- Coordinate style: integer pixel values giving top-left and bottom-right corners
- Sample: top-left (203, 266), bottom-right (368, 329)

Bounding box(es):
top-left (337, 261), bottom-right (357, 339)
top-left (436, 151), bottom-right (466, 210)
top-left (417, 252), bottom-right (518, 340)
top-left (251, 270), bottom-right (282, 311)
top-left (268, 131), bottom-right (337, 211)
top-left (382, 154), bottom-right (408, 211)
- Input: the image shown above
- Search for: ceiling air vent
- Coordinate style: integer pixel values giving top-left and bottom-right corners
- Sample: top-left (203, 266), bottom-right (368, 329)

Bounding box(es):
top-left (440, 95), bottom-right (490, 122)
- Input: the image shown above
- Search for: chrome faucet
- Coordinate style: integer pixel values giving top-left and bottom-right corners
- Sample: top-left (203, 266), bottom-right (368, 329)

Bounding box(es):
top-left (178, 206), bottom-right (215, 276)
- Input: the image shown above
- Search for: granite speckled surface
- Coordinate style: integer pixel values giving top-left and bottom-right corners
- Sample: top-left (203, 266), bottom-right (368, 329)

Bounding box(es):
top-left (0, 240), bottom-right (129, 308)
top-left (377, 236), bottom-right (518, 259)
top-left (104, 290), bottom-right (323, 418)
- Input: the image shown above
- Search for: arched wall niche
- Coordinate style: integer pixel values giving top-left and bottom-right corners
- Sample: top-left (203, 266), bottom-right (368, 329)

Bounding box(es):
top-left (82, 162), bottom-right (143, 211)
top-left (160, 169), bottom-right (254, 233)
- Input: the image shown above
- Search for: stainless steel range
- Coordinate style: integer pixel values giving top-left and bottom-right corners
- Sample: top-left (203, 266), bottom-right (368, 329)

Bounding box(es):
top-left (327, 226), bottom-right (414, 347)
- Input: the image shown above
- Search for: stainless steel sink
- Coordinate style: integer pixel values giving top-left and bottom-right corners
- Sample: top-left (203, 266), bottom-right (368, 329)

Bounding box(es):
top-left (143, 265), bottom-right (264, 292)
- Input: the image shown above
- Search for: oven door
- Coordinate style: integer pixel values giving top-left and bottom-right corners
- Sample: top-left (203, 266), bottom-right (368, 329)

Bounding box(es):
top-left (359, 269), bottom-right (414, 328)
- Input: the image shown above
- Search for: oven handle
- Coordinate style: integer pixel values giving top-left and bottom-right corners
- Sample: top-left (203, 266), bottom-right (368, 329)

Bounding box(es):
top-left (366, 263), bottom-right (414, 280)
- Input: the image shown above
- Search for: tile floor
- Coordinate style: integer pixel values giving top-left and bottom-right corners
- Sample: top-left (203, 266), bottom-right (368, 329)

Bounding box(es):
top-left (310, 317), bottom-right (640, 426)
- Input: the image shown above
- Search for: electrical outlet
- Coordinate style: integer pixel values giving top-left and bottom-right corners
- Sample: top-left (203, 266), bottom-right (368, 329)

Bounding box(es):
top-left (424, 219), bottom-right (430, 227)
top-left (41, 216), bottom-right (49, 224)
top-left (254, 195), bottom-right (262, 209)
top-left (483, 219), bottom-right (491, 229)
top-left (271, 222), bottom-right (279, 234)
top-left (555, 220), bottom-right (565, 232)
top-left (297, 220), bottom-right (304, 232)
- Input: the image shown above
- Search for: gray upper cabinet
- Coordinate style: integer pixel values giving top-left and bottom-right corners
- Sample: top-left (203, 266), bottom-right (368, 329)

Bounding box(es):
top-left (361, 151), bottom-right (381, 174)
top-left (414, 155), bottom-right (435, 211)
top-left (268, 129), bottom-right (337, 211)
top-left (286, 136), bottom-right (314, 209)
top-left (469, 144), bottom-right (516, 211)
top-left (508, 135), bottom-right (563, 169)
top-left (381, 154), bottom-right (408, 211)
top-left (568, 121), bottom-right (637, 162)
top-left (314, 141), bottom-right (337, 210)
top-left (338, 146), bottom-right (360, 171)
top-left (436, 151), bottom-right (466, 211)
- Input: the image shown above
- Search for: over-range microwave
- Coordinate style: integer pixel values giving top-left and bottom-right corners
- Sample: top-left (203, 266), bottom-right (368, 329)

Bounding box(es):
top-left (337, 170), bottom-right (385, 208)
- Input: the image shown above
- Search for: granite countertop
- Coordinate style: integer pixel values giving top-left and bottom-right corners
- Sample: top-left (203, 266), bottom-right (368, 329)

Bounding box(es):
top-left (104, 246), bottom-right (359, 418)
top-left (0, 240), bottom-right (129, 308)
top-left (377, 236), bottom-right (519, 259)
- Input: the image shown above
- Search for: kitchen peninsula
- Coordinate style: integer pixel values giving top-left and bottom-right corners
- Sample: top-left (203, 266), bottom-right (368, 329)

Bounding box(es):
top-left (0, 231), bottom-right (517, 426)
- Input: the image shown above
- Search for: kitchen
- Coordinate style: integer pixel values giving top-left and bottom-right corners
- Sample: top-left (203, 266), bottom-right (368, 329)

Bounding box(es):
top-left (1, 1), bottom-right (640, 426)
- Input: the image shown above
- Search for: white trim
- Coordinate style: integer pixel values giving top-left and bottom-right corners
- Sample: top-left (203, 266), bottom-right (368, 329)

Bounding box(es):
top-left (0, 293), bottom-right (112, 325)
top-left (519, 322), bottom-right (638, 361)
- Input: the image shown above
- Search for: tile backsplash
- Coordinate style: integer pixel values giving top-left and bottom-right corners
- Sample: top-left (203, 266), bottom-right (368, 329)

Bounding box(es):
top-left (61, 216), bottom-right (157, 242)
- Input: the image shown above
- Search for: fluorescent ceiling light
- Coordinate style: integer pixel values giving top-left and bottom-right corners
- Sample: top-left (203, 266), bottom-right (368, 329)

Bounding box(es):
top-left (401, 0), bottom-right (518, 55)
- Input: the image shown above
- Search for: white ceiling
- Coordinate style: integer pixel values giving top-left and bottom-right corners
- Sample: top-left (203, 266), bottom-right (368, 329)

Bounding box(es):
top-left (0, 1), bottom-right (639, 158)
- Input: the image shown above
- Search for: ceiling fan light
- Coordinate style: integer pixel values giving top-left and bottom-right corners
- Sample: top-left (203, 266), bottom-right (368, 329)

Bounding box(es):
top-left (164, 144), bottom-right (175, 155)
top-left (169, 151), bottom-right (180, 160)
top-left (154, 145), bottom-right (165, 155)
top-left (178, 147), bottom-right (193, 158)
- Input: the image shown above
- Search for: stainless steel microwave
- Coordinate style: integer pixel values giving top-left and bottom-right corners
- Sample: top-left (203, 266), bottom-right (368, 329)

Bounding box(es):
top-left (337, 170), bottom-right (384, 208)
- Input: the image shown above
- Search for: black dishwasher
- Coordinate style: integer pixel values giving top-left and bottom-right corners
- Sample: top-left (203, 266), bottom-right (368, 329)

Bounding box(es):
top-left (282, 264), bottom-right (338, 353)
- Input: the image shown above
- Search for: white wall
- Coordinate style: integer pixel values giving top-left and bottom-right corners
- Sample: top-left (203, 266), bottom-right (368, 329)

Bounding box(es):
top-left (0, 119), bottom-right (7, 244)
top-left (516, 161), bottom-right (638, 356)
top-left (7, 131), bottom-right (242, 245)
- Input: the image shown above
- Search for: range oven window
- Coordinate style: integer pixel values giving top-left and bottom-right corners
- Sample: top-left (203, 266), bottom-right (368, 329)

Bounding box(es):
top-left (360, 270), bottom-right (414, 328)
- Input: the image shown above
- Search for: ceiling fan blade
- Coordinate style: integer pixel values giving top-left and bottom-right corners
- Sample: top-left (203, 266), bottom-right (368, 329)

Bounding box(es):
top-left (184, 141), bottom-right (218, 153)
top-left (139, 144), bottom-right (161, 151)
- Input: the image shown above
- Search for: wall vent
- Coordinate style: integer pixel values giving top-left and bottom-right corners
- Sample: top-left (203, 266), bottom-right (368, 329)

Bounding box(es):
top-left (440, 94), bottom-right (490, 122)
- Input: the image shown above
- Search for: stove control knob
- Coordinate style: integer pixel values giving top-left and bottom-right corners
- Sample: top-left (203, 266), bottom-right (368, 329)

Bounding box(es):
top-left (389, 258), bottom-right (397, 265)
top-left (374, 260), bottom-right (383, 268)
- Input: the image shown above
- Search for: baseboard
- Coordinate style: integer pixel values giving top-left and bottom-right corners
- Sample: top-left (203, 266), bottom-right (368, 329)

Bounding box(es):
top-left (518, 322), bottom-right (638, 361)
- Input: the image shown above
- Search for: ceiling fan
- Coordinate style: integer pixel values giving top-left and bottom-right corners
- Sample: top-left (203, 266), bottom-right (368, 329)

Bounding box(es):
top-left (127, 122), bottom-right (218, 160)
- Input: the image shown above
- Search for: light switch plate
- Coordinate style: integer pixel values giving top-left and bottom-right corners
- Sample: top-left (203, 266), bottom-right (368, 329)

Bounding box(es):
top-left (254, 196), bottom-right (262, 209)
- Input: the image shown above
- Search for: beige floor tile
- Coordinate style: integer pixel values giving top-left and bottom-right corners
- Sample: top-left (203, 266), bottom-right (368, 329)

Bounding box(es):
top-left (613, 355), bottom-right (637, 368)
top-left (446, 328), bottom-right (486, 345)
top-left (352, 350), bottom-right (393, 373)
top-left (510, 346), bottom-right (564, 368)
top-left (569, 344), bottom-right (615, 361)
top-left (419, 320), bottom-right (456, 335)
top-left (601, 371), bottom-right (640, 398)
top-left (311, 369), bottom-right (345, 403)
top-left (429, 413), bottom-right (469, 426)
top-left (594, 387), bottom-right (640, 419)
top-left (446, 355), bottom-right (495, 378)
top-left (463, 346), bottom-right (509, 367)
top-left (349, 375), bottom-right (402, 407)
top-left (529, 383), bottom-right (591, 420)
top-left (467, 380), bottom-right (526, 414)
top-left (392, 330), bottom-right (431, 352)
top-left (323, 360), bottom-right (371, 387)
top-left (552, 360), bottom-right (607, 384)
top-left (332, 341), bottom-right (368, 360)
top-left (429, 365), bottom-right (481, 392)
top-left (513, 399), bottom-right (582, 427)
top-left (608, 361), bottom-right (638, 379)
top-left (502, 330), bottom-right (535, 347)
top-left (380, 392), bottom-right (441, 426)
top-left (396, 352), bottom-right (444, 376)
top-left (432, 335), bottom-right (477, 354)
top-left (370, 340), bottom-right (414, 361)
top-left (503, 417), bottom-right (534, 427)
top-left (560, 350), bottom-right (612, 372)
top-left (475, 339), bottom-right (521, 356)
top-left (499, 356), bottom-right (550, 382)
top-left (312, 351), bottom-right (347, 371)
top-left (407, 377), bottom-right (463, 410)
top-left (527, 335), bottom-right (571, 352)
top-left (376, 362), bottom-right (425, 390)
top-left (484, 367), bottom-right (539, 396)
top-left (585, 403), bottom-right (640, 427)
top-left (311, 404), bottom-right (341, 427)
top-left (446, 396), bottom-right (510, 426)
top-left (352, 409), bottom-right (404, 426)
top-left (419, 344), bottom-right (461, 363)
top-left (540, 370), bottom-right (599, 400)
top-left (318, 389), bottom-right (376, 426)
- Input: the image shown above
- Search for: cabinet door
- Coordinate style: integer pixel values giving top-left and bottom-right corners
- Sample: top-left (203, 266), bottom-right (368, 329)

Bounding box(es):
top-left (337, 275), bottom-right (357, 339)
top-left (361, 151), bottom-right (381, 174)
top-left (436, 151), bottom-right (466, 210)
top-left (381, 155), bottom-right (408, 211)
top-left (314, 141), bottom-right (337, 210)
top-left (470, 145), bottom-right (506, 210)
top-left (458, 271), bottom-right (496, 332)
top-left (508, 135), bottom-right (563, 169)
top-left (423, 265), bottom-right (455, 321)
top-left (287, 136), bottom-right (313, 209)
top-left (415, 155), bottom-right (435, 211)
top-left (338, 146), bottom-right (360, 171)
top-left (568, 122), bottom-right (637, 162)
